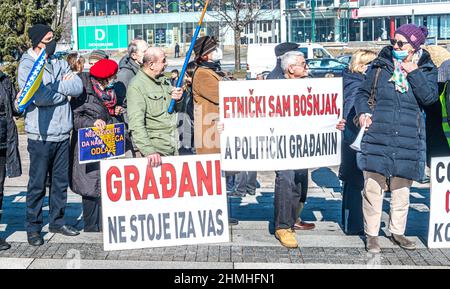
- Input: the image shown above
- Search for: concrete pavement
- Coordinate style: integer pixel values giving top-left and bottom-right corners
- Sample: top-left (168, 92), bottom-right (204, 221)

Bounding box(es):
top-left (1, 135), bottom-right (450, 269)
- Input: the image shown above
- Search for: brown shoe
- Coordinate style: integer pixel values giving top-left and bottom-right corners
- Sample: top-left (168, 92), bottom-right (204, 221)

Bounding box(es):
top-left (275, 229), bottom-right (298, 248)
top-left (294, 220), bottom-right (316, 230)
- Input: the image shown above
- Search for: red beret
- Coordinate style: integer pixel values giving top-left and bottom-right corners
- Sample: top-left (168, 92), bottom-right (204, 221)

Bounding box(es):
top-left (89, 59), bottom-right (118, 79)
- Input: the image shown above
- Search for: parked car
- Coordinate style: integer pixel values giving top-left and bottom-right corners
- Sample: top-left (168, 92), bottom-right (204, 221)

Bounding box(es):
top-left (306, 58), bottom-right (348, 78)
top-left (336, 54), bottom-right (352, 65)
top-left (246, 43), bottom-right (334, 79)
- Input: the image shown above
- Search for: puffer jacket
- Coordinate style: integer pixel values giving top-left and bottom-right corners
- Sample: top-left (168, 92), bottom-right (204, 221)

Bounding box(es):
top-left (355, 46), bottom-right (438, 181)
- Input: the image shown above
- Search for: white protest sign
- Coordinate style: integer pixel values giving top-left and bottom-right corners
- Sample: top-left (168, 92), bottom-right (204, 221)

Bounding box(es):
top-left (428, 157), bottom-right (450, 248)
top-left (100, 154), bottom-right (229, 251)
top-left (219, 78), bottom-right (343, 171)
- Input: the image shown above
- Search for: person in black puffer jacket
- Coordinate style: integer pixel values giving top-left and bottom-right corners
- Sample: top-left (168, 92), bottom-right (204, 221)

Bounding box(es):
top-left (338, 50), bottom-right (377, 236)
top-left (0, 71), bottom-right (22, 251)
top-left (354, 24), bottom-right (438, 253)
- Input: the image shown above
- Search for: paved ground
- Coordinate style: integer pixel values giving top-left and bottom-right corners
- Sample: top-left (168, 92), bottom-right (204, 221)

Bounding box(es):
top-left (1, 135), bottom-right (450, 269)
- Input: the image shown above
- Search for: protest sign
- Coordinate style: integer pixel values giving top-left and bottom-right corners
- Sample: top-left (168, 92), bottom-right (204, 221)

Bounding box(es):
top-left (100, 154), bottom-right (229, 251)
top-left (219, 78), bottom-right (343, 171)
top-left (428, 157), bottom-right (450, 248)
top-left (78, 123), bottom-right (125, 164)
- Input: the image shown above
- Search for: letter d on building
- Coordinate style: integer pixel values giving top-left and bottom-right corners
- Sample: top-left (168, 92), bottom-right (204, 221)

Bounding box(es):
top-left (95, 28), bottom-right (106, 41)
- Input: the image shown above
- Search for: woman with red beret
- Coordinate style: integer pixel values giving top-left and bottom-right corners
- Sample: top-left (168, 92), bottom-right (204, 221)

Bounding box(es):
top-left (69, 59), bottom-right (121, 232)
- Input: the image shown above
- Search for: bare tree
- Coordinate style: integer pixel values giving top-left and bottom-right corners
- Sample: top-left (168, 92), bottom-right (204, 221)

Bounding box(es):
top-left (51, 0), bottom-right (71, 41)
top-left (208, 0), bottom-right (273, 71)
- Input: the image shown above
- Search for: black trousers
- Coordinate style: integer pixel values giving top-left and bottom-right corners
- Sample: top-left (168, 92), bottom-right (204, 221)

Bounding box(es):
top-left (0, 148), bottom-right (6, 211)
top-left (26, 139), bottom-right (69, 234)
top-left (274, 169), bottom-right (308, 229)
top-left (82, 196), bottom-right (102, 232)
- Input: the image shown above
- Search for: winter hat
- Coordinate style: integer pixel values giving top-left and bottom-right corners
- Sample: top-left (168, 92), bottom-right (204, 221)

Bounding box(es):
top-left (88, 50), bottom-right (109, 63)
top-left (90, 59), bottom-right (118, 79)
top-left (274, 42), bottom-right (299, 57)
top-left (394, 24), bottom-right (428, 51)
top-left (194, 36), bottom-right (218, 58)
top-left (28, 24), bottom-right (53, 48)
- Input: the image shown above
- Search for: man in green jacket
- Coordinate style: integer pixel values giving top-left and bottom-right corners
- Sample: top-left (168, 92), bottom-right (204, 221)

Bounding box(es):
top-left (127, 47), bottom-right (183, 167)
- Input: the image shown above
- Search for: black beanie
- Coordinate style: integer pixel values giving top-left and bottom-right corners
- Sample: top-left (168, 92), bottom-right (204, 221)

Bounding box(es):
top-left (28, 24), bottom-right (53, 48)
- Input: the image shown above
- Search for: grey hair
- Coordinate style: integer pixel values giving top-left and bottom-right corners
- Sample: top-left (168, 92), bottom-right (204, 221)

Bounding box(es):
top-left (127, 39), bottom-right (146, 56)
top-left (281, 51), bottom-right (305, 73)
top-left (143, 47), bottom-right (163, 64)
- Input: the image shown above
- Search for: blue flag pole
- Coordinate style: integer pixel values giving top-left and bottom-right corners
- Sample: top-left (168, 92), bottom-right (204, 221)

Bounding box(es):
top-left (168, 0), bottom-right (210, 114)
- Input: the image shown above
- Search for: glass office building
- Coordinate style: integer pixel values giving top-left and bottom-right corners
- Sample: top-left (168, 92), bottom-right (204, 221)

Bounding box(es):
top-left (284, 0), bottom-right (450, 43)
top-left (72, 0), bottom-right (282, 50)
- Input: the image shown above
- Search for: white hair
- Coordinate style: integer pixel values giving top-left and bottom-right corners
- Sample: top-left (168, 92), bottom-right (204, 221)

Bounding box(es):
top-left (281, 51), bottom-right (305, 73)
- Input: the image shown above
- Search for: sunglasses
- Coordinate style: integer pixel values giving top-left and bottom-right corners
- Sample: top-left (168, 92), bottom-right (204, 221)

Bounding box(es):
top-left (390, 38), bottom-right (408, 48)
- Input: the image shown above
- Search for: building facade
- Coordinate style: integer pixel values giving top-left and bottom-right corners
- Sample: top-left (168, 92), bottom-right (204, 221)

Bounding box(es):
top-left (72, 0), bottom-right (282, 51)
top-left (72, 0), bottom-right (450, 51)
top-left (283, 0), bottom-right (450, 43)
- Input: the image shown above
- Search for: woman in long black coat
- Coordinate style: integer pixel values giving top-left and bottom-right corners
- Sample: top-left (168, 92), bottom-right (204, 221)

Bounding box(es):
top-left (0, 71), bottom-right (22, 250)
top-left (338, 50), bottom-right (377, 236)
top-left (355, 24), bottom-right (438, 253)
top-left (70, 59), bottom-right (118, 232)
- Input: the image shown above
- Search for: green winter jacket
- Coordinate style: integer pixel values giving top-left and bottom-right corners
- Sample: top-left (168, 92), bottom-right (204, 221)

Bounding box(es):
top-left (127, 70), bottom-right (182, 156)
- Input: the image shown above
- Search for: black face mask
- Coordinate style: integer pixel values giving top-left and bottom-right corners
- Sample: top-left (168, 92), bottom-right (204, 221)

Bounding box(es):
top-left (45, 39), bottom-right (57, 57)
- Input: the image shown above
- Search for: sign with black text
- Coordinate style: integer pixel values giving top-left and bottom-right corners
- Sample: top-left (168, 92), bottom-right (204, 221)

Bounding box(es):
top-left (100, 154), bottom-right (229, 251)
top-left (429, 157), bottom-right (450, 248)
top-left (219, 78), bottom-right (343, 171)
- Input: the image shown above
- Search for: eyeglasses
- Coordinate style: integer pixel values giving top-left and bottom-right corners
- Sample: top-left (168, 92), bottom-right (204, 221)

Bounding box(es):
top-left (390, 38), bottom-right (407, 48)
top-left (293, 62), bottom-right (307, 68)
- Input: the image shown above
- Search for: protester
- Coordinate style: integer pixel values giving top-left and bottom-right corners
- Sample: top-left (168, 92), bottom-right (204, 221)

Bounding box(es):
top-left (422, 47), bottom-right (450, 166)
top-left (18, 24), bottom-right (83, 246)
top-left (265, 50), bottom-right (312, 248)
top-left (177, 62), bottom-right (196, 155)
top-left (115, 39), bottom-right (148, 105)
top-left (267, 42), bottom-right (299, 79)
top-left (439, 58), bottom-right (450, 147)
top-left (127, 47), bottom-right (183, 166)
top-left (267, 45), bottom-right (313, 233)
top-left (88, 49), bottom-right (109, 68)
top-left (192, 36), bottom-right (225, 154)
top-left (67, 53), bottom-right (85, 74)
top-left (171, 69), bottom-right (179, 87)
top-left (70, 59), bottom-right (119, 232)
top-left (338, 49), bottom-right (377, 236)
top-left (0, 70), bottom-right (22, 251)
top-left (355, 24), bottom-right (438, 253)
top-left (234, 171), bottom-right (257, 197)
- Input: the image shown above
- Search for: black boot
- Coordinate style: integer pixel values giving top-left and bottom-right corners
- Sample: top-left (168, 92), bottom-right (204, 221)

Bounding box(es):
top-left (0, 239), bottom-right (10, 251)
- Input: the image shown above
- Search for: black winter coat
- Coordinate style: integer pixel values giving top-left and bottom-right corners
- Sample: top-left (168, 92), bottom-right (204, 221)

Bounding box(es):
top-left (70, 73), bottom-right (113, 198)
top-left (338, 69), bottom-right (365, 182)
top-left (355, 46), bottom-right (438, 181)
top-left (0, 72), bottom-right (21, 178)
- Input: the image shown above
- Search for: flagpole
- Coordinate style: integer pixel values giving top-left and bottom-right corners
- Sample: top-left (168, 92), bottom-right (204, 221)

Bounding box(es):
top-left (168, 0), bottom-right (211, 114)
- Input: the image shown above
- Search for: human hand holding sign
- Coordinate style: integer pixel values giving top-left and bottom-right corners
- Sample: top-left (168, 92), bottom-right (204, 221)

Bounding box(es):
top-left (94, 119), bottom-right (106, 131)
top-left (336, 119), bottom-right (346, 131)
top-left (147, 153), bottom-right (162, 167)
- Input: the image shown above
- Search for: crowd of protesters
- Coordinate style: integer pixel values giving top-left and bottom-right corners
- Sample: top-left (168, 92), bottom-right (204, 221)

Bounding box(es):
top-left (0, 22), bottom-right (449, 253)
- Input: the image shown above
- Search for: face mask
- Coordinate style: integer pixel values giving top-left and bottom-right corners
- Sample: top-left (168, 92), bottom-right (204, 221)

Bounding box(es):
top-left (45, 39), bottom-right (57, 57)
top-left (210, 48), bottom-right (223, 62)
top-left (106, 81), bottom-right (115, 89)
top-left (392, 49), bottom-right (409, 61)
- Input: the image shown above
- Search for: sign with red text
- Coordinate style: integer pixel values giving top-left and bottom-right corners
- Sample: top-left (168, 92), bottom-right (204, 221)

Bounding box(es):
top-left (428, 157), bottom-right (450, 248)
top-left (219, 78), bottom-right (343, 171)
top-left (100, 154), bottom-right (229, 251)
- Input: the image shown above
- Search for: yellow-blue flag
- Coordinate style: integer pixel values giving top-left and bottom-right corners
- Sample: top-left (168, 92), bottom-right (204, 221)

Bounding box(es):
top-left (17, 48), bottom-right (47, 112)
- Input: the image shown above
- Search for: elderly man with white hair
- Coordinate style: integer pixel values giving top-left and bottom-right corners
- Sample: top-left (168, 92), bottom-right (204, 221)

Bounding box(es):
top-left (270, 50), bottom-right (314, 248)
